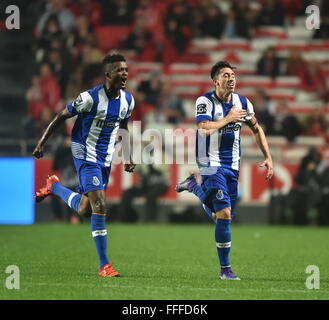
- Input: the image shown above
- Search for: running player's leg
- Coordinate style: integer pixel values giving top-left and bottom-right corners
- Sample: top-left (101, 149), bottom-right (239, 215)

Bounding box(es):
top-left (52, 179), bottom-right (92, 217)
top-left (202, 203), bottom-right (216, 222)
top-left (77, 195), bottom-right (92, 217)
top-left (211, 169), bottom-right (240, 280)
top-left (176, 172), bottom-right (214, 220)
top-left (214, 206), bottom-right (239, 280)
top-left (35, 174), bottom-right (87, 215)
top-left (178, 168), bottom-right (234, 269)
top-left (212, 191), bottom-right (232, 269)
top-left (88, 189), bottom-right (107, 214)
top-left (87, 165), bottom-right (119, 277)
top-left (52, 181), bottom-right (84, 213)
top-left (35, 157), bottom-right (93, 217)
top-left (227, 170), bottom-right (239, 221)
top-left (87, 189), bottom-right (111, 270)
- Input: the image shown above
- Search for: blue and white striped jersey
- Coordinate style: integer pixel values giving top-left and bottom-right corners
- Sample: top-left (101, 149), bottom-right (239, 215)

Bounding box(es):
top-left (67, 84), bottom-right (135, 167)
top-left (195, 91), bottom-right (254, 171)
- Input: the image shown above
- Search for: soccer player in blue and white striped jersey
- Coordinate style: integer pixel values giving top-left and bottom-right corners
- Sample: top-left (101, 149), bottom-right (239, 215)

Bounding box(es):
top-left (33, 54), bottom-right (135, 277)
top-left (176, 61), bottom-right (274, 280)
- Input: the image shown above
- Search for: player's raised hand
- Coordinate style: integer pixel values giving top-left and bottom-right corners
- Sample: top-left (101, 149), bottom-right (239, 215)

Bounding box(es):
top-left (32, 144), bottom-right (44, 159)
top-left (226, 105), bottom-right (247, 123)
top-left (259, 158), bottom-right (274, 180)
top-left (124, 160), bottom-right (136, 173)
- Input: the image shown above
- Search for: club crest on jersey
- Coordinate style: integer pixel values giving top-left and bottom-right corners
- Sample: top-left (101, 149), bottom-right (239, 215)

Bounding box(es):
top-left (73, 94), bottom-right (83, 107)
top-left (120, 108), bottom-right (127, 118)
top-left (92, 176), bottom-right (100, 186)
top-left (216, 189), bottom-right (224, 200)
top-left (197, 104), bottom-right (207, 115)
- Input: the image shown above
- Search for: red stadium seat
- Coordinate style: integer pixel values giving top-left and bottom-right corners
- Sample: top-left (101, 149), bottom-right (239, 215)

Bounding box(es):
top-left (254, 26), bottom-right (288, 39)
top-left (96, 26), bottom-right (132, 52)
top-left (217, 40), bottom-right (251, 51)
top-left (189, 38), bottom-right (251, 54)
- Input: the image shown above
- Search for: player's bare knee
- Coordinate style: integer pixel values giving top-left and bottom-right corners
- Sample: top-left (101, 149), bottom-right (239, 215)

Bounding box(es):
top-left (215, 207), bottom-right (231, 220)
top-left (91, 196), bottom-right (107, 215)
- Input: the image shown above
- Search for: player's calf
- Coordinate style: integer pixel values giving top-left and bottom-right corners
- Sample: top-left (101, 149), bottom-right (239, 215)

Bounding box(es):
top-left (214, 207), bottom-right (240, 279)
top-left (87, 190), bottom-right (115, 274)
top-left (77, 195), bottom-right (92, 217)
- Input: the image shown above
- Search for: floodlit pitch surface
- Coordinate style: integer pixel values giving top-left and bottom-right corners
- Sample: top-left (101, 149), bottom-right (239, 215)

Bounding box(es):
top-left (0, 224), bottom-right (328, 300)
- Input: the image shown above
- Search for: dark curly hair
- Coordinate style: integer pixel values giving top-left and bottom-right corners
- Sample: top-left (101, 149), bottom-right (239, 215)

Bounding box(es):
top-left (103, 54), bottom-right (126, 73)
top-left (103, 53), bottom-right (126, 65)
top-left (210, 61), bottom-right (236, 79)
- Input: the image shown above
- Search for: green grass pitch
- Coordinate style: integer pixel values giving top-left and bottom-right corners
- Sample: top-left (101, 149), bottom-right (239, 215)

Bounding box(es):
top-left (0, 223), bottom-right (328, 300)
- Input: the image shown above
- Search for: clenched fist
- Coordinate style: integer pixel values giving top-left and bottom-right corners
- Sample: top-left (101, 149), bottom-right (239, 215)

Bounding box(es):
top-left (124, 160), bottom-right (136, 173)
top-left (32, 144), bottom-right (44, 159)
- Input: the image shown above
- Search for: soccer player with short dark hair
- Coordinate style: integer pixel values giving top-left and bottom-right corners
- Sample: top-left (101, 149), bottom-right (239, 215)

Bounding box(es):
top-left (33, 53), bottom-right (135, 277)
top-left (176, 61), bottom-right (274, 280)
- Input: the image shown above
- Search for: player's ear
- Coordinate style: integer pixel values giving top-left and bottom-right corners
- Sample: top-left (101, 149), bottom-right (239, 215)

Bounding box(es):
top-left (105, 71), bottom-right (111, 80)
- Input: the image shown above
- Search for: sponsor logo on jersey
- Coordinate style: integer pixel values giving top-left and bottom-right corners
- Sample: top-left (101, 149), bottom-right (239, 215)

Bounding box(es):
top-left (197, 104), bottom-right (207, 114)
top-left (96, 119), bottom-right (117, 129)
top-left (220, 123), bottom-right (241, 134)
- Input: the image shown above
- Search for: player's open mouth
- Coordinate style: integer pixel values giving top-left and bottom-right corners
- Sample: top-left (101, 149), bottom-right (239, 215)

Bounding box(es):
top-left (121, 78), bottom-right (127, 86)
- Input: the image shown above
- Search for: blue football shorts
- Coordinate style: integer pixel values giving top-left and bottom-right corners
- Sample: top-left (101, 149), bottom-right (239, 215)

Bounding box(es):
top-left (73, 157), bottom-right (112, 194)
top-left (200, 167), bottom-right (239, 217)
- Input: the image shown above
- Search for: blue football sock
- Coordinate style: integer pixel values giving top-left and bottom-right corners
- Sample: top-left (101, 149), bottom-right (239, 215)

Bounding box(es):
top-left (193, 185), bottom-right (207, 202)
top-left (215, 219), bottom-right (231, 268)
top-left (91, 214), bottom-right (110, 269)
top-left (52, 182), bottom-right (82, 213)
top-left (202, 204), bottom-right (216, 223)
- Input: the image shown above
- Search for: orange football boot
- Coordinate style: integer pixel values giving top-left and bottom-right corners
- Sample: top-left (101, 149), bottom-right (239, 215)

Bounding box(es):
top-left (35, 175), bottom-right (60, 203)
top-left (98, 263), bottom-right (120, 277)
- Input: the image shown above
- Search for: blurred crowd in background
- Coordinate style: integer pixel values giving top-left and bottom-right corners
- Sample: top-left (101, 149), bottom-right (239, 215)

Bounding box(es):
top-left (24, 0), bottom-right (329, 141)
top-left (9, 0), bottom-right (329, 225)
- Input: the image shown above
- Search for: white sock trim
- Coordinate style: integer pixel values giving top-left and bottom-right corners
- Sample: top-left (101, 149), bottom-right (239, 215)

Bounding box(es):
top-left (68, 192), bottom-right (79, 208)
top-left (92, 229), bottom-right (107, 237)
top-left (216, 241), bottom-right (231, 248)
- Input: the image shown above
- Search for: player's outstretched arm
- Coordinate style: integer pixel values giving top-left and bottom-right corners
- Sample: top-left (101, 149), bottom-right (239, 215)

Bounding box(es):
top-left (198, 105), bottom-right (247, 135)
top-left (32, 107), bottom-right (73, 159)
top-left (246, 116), bottom-right (274, 180)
